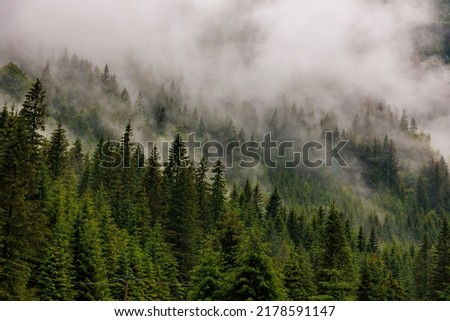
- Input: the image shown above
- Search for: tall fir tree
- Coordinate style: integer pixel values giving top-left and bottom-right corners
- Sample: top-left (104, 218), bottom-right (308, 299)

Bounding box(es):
top-left (224, 228), bottom-right (287, 300)
top-left (317, 206), bottom-right (356, 300)
top-left (429, 220), bottom-right (450, 300)
top-left (188, 238), bottom-right (223, 300)
top-left (72, 193), bottom-right (111, 300)
top-left (19, 78), bottom-right (47, 144)
top-left (47, 121), bottom-right (69, 179)
top-left (0, 109), bottom-right (48, 300)
top-left (210, 160), bottom-right (225, 227)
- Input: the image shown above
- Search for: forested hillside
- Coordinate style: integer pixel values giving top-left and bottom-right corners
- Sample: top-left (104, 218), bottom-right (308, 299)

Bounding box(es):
top-left (0, 52), bottom-right (449, 301)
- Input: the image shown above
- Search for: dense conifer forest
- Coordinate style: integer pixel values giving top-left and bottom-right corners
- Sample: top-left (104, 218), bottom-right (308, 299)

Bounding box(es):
top-left (1, 52), bottom-right (450, 301)
top-left (2, 0), bottom-right (450, 302)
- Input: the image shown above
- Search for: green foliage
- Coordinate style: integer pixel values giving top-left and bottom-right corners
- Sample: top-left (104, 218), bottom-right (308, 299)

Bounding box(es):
top-left (188, 238), bottom-right (223, 300)
top-left (72, 194), bottom-right (111, 300)
top-left (357, 255), bottom-right (386, 300)
top-left (0, 107), bottom-right (48, 300)
top-left (1, 57), bottom-right (449, 302)
top-left (224, 228), bottom-right (287, 300)
top-left (0, 63), bottom-right (29, 101)
top-left (19, 79), bottom-right (47, 144)
top-left (429, 220), bottom-right (450, 300)
top-left (283, 248), bottom-right (317, 300)
top-left (317, 206), bottom-right (356, 300)
top-left (47, 122), bottom-right (69, 179)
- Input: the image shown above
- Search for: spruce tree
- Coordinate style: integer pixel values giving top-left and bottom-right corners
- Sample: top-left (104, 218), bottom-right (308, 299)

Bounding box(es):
top-left (143, 147), bottom-right (168, 225)
top-left (19, 78), bottom-right (47, 144)
top-left (145, 222), bottom-right (182, 300)
top-left (317, 206), bottom-right (356, 300)
top-left (0, 109), bottom-right (48, 300)
top-left (188, 238), bottom-right (223, 300)
top-left (38, 181), bottom-right (77, 300)
top-left (72, 194), bottom-right (111, 300)
top-left (218, 212), bottom-right (244, 271)
top-left (413, 234), bottom-right (431, 300)
top-left (210, 160), bottom-right (225, 226)
top-left (224, 228), bottom-right (286, 300)
top-left (429, 220), bottom-right (450, 300)
top-left (283, 247), bottom-right (316, 300)
top-left (47, 121), bottom-right (69, 179)
top-left (195, 157), bottom-right (210, 231)
top-left (357, 255), bottom-right (386, 300)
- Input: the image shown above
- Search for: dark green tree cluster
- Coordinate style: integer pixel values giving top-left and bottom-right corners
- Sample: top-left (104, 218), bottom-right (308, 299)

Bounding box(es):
top-left (1, 60), bottom-right (450, 301)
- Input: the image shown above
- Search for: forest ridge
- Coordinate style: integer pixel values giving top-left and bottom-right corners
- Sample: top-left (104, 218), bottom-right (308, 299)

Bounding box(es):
top-left (0, 51), bottom-right (450, 301)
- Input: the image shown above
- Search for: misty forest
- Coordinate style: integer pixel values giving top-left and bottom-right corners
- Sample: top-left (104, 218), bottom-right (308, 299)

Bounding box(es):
top-left (1, 0), bottom-right (450, 301)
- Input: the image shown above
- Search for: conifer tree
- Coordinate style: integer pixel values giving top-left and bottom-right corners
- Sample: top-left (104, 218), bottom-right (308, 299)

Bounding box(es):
top-left (195, 157), bottom-right (210, 230)
top-left (357, 255), bottom-right (386, 300)
top-left (19, 79), bottom-right (47, 144)
top-left (219, 212), bottom-right (244, 271)
top-left (266, 186), bottom-right (285, 232)
top-left (210, 160), bottom-right (225, 226)
top-left (188, 238), bottom-right (223, 300)
top-left (72, 194), bottom-right (111, 300)
top-left (143, 147), bottom-right (168, 225)
top-left (0, 109), bottom-right (48, 300)
top-left (413, 235), bottom-right (431, 300)
top-left (145, 222), bottom-right (182, 300)
top-left (399, 109), bottom-right (409, 132)
top-left (68, 138), bottom-right (84, 177)
top-left (252, 184), bottom-right (264, 221)
top-left (357, 226), bottom-right (366, 252)
top-left (224, 228), bottom-right (286, 300)
top-left (317, 206), bottom-right (356, 300)
top-left (38, 180), bottom-right (77, 300)
top-left (283, 247), bottom-right (316, 300)
top-left (367, 227), bottom-right (379, 253)
top-left (429, 220), bottom-right (450, 300)
top-left (47, 121), bottom-right (69, 179)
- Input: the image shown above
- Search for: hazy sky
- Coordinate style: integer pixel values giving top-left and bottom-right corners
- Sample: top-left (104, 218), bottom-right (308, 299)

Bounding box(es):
top-left (1, 0), bottom-right (450, 154)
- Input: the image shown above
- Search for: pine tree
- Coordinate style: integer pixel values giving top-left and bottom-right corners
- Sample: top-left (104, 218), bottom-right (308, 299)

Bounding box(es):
top-left (429, 220), bottom-right (450, 300)
top-left (413, 234), bottom-right (431, 300)
top-left (47, 121), bottom-right (69, 179)
top-left (224, 228), bottom-right (286, 300)
top-left (283, 248), bottom-right (316, 300)
top-left (19, 79), bottom-right (47, 144)
top-left (0, 110), bottom-right (48, 300)
top-left (367, 227), bottom-right (379, 253)
top-left (188, 238), bottom-right (223, 300)
top-left (195, 157), bottom-right (210, 230)
top-left (117, 235), bottom-right (147, 300)
top-left (143, 147), bottom-right (168, 225)
top-left (357, 226), bottom-right (366, 252)
top-left (317, 206), bottom-right (356, 300)
top-left (0, 104), bottom-right (8, 129)
top-left (239, 179), bottom-right (253, 224)
top-left (409, 118), bottom-right (418, 135)
top-left (399, 109), bottom-right (409, 132)
top-left (357, 255), bottom-right (386, 300)
top-left (145, 222), bottom-right (182, 300)
top-left (266, 186), bottom-right (285, 231)
top-left (0, 62), bottom-right (29, 101)
top-left (94, 189), bottom-right (126, 299)
top-left (165, 135), bottom-right (200, 281)
top-left (219, 212), bottom-right (243, 271)
top-left (120, 87), bottom-right (131, 105)
top-left (210, 160), bottom-right (225, 226)
top-left (252, 184), bottom-right (264, 222)
top-left (38, 180), bottom-right (77, 300)
top-left (72, 194), bottom-right (111, 300)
